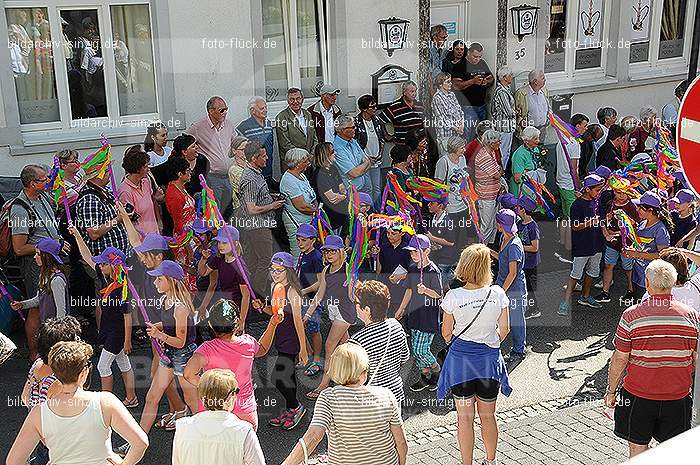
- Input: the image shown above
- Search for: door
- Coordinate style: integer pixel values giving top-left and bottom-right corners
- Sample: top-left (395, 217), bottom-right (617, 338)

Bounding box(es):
top-left (430, 0), bottom-right (468, 43)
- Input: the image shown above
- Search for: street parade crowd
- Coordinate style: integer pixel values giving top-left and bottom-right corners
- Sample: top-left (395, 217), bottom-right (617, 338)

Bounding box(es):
top-left (2, 25), bottom-right (700, 465)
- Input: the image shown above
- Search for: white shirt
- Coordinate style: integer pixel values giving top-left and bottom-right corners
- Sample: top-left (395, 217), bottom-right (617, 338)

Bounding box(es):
top-left (556, 138), bottom-right (581, 191)
top-left (441, 285), bottom-right (510, 348)
top-left (147, 146), bottom-right (172, 167)
top-left (527, 85), bottom-right (548, 127)
top-left (173, 411), bottom-right (265, 465)
top-left (363, 118), bottom-right (381, 161)
top-left (295, 111), bottom-right (307, 136)
top-left (642, 274), bottom-right (700, 309)
top-left (321, 104), bottom-right (336, 142)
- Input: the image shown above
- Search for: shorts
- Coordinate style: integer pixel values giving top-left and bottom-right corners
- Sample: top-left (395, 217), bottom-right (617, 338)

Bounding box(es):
top-left (305, 304), bottom-right (321, 334)
top-left (570, 252), bottom-right (602, 280)
top-left (161, 342), bottom-right (197, 376)
top-left (97, 348), bottom-right (132, 378)
top-left (558, 188), bottom-right (576, 219)
top-left (451, 378), bottom-right (500, 402)
top-left (604, 246), bottom-right (634, 271)
top-left (328, 304), bottom-right (347, 324)
top-left (614, 388), bottom-right (692, 445)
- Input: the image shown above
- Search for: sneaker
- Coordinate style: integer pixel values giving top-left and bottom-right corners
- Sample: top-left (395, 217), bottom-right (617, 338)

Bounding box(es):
top-left (577, 296), bottom-right (602, 309)
top-left (594, 279), bottom-right (610, 289)
top-left (573, 282), bottom-right (582, 292)
top-left (595, 291), bottom-right (611, 303)
top-left (281, 404), bottom-right (307, 430)
top-left (503, 351), bottom-right (525, 365)
top-left (524, 308), bottom-right (541, 319)
top-left (427, 372), bottom-right (440, 391)
top-left (558, 301), bottom-right (571, 316)
top-left (622, 290), bottom-right (635, 305)
top-left (410, 375), bottom-right (431, 392)
top-left (269, 409), bottom-right (291, 427)
top-left (114, 443), bottom-right (130, 457)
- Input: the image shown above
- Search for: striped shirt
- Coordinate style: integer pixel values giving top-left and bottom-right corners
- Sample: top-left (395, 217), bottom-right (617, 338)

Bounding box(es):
top-left (238, 166), bottom-right (276, 230)
top-left (431, 89), bottom-right (463, 139)
top-left (491, 82), bottom-right (516, 133)
top-left (614, 295), bottom-right (699, 401)
top-left (349, 318), bottom-right (410, 401)
top-left (474, 147), bottom-right (502, 200)
top-left (310, 385), bottom-right (403, 465)
top-left (379, 97), bottom-right (425, 143)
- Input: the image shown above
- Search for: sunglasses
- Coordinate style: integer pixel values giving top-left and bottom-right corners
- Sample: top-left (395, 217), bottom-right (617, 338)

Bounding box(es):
top-left (269, 267), bottom-right (286, 274)
top-left (218, 107), bottom-right (228, 114)
top-left (227, 388), bottom-right (240, 397)
top-left (322, 249), bottom-right (339, 254)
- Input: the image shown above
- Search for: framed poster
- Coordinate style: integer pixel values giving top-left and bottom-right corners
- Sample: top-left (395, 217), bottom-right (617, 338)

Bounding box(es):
top-left (577, 0), bottom-right (603, 49)
top-left (630, 0), bottom-right (652, 43)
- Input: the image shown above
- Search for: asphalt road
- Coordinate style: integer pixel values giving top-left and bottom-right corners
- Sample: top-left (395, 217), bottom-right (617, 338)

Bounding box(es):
top-left (0, 220), bottom-right (630, 464)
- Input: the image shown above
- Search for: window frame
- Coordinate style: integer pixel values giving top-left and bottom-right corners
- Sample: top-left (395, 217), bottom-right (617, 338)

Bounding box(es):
top-left (262, 0), bottom-right (329, 115)
top-left (3, 0), bottom-right (161, 145)
top-left (628, 0), bottom-right (697, 79)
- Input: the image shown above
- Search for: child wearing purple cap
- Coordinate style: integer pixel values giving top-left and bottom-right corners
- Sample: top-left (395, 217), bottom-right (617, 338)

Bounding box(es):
top-left (669, 189), bottom-right (698, 248)
top-left (426, 197), bottom-right (458, 288)
top-left (396, 234), bottom-right (444, 392)
top-left (11, 238), bottom-right (69, 321)
top-left (559, 176), bottom-right (606, 315)
top-left (495, 209), bottom-right (528, 363)
top-left (515, 198), bottom-right (541, 320)
top-left (296, 224), bottom-right (324, 376)
top-left (376, 225), bottom-right (413, 313)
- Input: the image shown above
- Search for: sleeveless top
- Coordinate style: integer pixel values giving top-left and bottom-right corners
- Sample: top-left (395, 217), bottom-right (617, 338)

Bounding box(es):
top-left (40, 392), bottom-right (112, 465)
top-left (161, 299), bottom-right (196, 348)
top-left (38, 272), bottom-right (70, 321)
top-left (324, 265), bottom-right (356, 324)
top-left (273, 285), bottom-right (300, 355)
top-left (25, 358), bottom-right (57, 409)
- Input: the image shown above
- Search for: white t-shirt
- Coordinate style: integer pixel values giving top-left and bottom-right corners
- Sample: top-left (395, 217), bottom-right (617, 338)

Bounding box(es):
top-left (363, 118), bottom-right (381, 161)
top-left (555, 138), bottom-right (580, 191)
top-left (440, 285), bottom-right (510, 348)
top-left (434, 155), bottom-right (468, 214)
top-left (148, 146), bottom-right (172, 167)
top-left (641, 274), bottom-right (700, 309)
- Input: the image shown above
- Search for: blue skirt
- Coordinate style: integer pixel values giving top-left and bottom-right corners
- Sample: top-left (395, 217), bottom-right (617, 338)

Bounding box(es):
top-left (437, 338), bottom-right (512, 400)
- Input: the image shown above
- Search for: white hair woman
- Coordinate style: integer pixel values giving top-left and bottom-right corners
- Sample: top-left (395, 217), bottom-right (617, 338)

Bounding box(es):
top-left (439, 244), bottom-right (512, 465)
top-left (434, 135), bottom-right (472, 251)
top-left (491, 66), bottom-right (515, 169)
top-left (432, 72), bottom-right (465, 155)
top-left (173, 369), bottom-right (265, 465)
top-left (629, 105), bottom-right (659, 156)
top-left (508, 126), bottom-right (542, 195)
top-left (280, 147), bottom-right (318, 258)
top-left (282, 343), bottom-right (408, 465)
top-left (474, 130), bottom-right (505, 244)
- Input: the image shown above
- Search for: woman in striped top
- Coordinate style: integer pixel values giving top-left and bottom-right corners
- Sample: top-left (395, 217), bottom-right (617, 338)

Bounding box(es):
top-left (282, 343), bottom-right (408, 465)
top-left (349, 280), bottom-right (410, 403)
top-left (432, 72), bottom-right (465, 156)
top-left (474, 130), bottom-right (505, 245)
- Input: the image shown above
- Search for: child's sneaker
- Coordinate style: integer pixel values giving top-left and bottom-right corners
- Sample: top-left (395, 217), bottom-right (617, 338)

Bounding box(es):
top-left (281, 404), bottom-right (307, 430)
top-left (577, 296), bottom-right (602, 309)
top-left (595, 291), bottom-right (611, 303)
top-left (558, 301), bottom-right (570, 316)
top-left (269, 409), bottom-right (291, 427)
top-left (410, 374), bottom-right (431, 392)
top-left (428, 371), bottom-right (440, 391)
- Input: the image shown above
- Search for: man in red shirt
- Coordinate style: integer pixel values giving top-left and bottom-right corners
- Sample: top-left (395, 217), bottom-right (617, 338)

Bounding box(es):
top-left (606, 259), bottom-right (699, 459)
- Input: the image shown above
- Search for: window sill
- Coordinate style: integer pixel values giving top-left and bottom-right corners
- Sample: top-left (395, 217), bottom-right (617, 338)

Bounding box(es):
top-left (546, 73), bottom-right (618, 93)
top-left (10, 126), bottom-right (148, 156)
top-left (546, 72), bottom-right (688, 96)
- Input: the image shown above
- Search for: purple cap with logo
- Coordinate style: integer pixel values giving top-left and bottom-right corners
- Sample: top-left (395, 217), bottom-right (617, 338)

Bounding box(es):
top-left (404, 234), bottom-right (431, 251)
top-left (92, 246), bottom-right (127, 265)
top-left (358, 192), bottom-right (373, 206)
top-left (592, 165), bottom-right (612, 179)
top-left (516, 196), bottom-right (538, 212)
top-left (214, 225), bottom-right (240, 243)
top-left (584, 174), bottom-right (605, 189)
top-left (499, 193), bottom-right (518, 210)
top-left (134, 234), bottom-right (171, 253)
top-left (271, 251), bottom-right (295, 269)
top-left (632, 191), bottom-right (662, 209)
top-left (496, 209), bottom-right (518, 234)
top-left (296, 223), bottom-right (317, 239)
top-left (321, 235), bottom-right (344, 250)
top-left (36, 238), bottom-right (63, 264)
top-left (146, 260), bottom-right (185, 280)
top-left (669, 189), bottom-right (697, 208)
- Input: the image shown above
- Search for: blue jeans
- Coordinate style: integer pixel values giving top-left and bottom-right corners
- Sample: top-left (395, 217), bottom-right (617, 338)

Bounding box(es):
top-left (207, 174), bottom-right (233, 218)
top-left (508, 292), bottom-right (527, 354)
top-left (368, 166), bottom-right (382, 209)
top-left (462, 104), bottom-right (488, 141)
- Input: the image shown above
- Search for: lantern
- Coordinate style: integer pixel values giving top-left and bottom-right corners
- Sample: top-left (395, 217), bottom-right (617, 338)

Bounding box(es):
top-left (510, 4), bottom-right (540, 42)
top-left (378, 17), bottom-right (410, 57)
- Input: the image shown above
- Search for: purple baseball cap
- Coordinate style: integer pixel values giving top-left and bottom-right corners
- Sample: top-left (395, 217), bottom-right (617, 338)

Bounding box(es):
top-left (134, 234), bottom-right (171, 253)
top-left (214, 225), bottom-right (240, 243)
top-left (404, 233), bottom-right (431, 251)
top-left (146, 260), bottom-right (185, 280)
top-left (296, 223), bottom-right (317, 239)
top-left (672, 170), bottom-right (689, 188)
top-left (669, 189), bottom-right (697, 208)
top-left (499, 193), bottom-right (518, 210)
top-left (592, 166), bottom-right (612, 179)
top-left (496, 209), bottom-right (518, 234)
top-left (36, 238), bottom-right (63, 264)
top-left (321, 235), bottom-right (344, 250)
top-left (632, 191), bottom-right (662, 209)
top-left (271, 252), bottom-right (295, 269)
top-left (191, 218), bottom-right (212, 235)
top-left (516, 196), bottom-right (538, 213)
top-left (583, 174), bottom-right (605, 189)
top-left (92, 246), bottom-right (127, 265)
top-left (358, 192), bottom-right (373, 206)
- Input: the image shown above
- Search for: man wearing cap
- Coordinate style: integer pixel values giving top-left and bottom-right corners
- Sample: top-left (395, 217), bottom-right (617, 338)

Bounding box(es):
top-left (308, 84), bottom-right (343, 144)
top-left (333, 114), bottom-right (372, 194)
top-left (559, 174), bottom-right (606, 315)
top-left (275, 88), bottom-right (318, 172)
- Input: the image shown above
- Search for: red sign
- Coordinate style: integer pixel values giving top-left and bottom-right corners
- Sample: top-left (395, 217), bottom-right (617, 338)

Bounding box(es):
top-left (678, 76), bottom-right (700, 194)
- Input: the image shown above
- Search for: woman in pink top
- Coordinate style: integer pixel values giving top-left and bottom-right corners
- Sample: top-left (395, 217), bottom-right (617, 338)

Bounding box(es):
top-left (183, 299), bottom-right (282, 431)
top-left (118, 145), bottom-right (162, 235)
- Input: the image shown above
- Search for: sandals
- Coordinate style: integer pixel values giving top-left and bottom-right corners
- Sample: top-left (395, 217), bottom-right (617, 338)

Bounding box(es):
top-left (305, 388), bottom-right (322, 400)
top-left (304, 361), bottom-right (322, 377)
top-left (123, 397), bottom-right (139, 409)
top-left (164, 408), bottom-right (190, 431)
top-left (154, 412), bottom-right (175, 429)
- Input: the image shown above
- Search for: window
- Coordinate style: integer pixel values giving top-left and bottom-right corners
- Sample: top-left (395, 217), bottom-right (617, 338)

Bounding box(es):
top-left (630, 0), bottom-right (693, 65)
top-left (545, 0), bottom-right (611, 76)
top-left (262, 0), bottom-right (328, 102)
top-left (4, 1), bottom-right (158, 132)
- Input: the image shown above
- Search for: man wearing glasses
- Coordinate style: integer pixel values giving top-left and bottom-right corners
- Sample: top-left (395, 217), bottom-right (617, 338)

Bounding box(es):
top-left (188, 96), bottom-right (235, 218)
top-left (275, 87), bottom-right (318, 172)
top-left (333, 115), bottom-right (372, 195)
top-left (9, 164), bottom-right (66, 359)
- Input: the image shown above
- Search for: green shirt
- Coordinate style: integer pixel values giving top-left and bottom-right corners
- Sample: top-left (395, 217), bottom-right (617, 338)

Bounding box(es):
top-left (509, 145), bottom-right (539, 195)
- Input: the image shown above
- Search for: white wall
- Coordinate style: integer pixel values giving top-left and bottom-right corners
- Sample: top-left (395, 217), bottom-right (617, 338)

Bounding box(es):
top-left (572, 81), bottom-right (678, 122)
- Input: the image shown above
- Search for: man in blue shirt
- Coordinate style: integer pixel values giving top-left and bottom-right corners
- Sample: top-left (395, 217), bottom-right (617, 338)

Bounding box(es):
top-left (333, 115), bottom-right (372, 193)
top-left (236, 96), bottom-right (275, 184)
